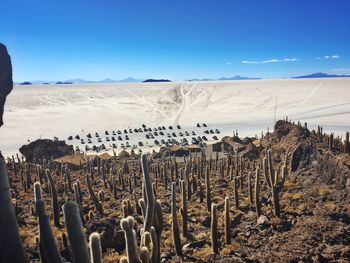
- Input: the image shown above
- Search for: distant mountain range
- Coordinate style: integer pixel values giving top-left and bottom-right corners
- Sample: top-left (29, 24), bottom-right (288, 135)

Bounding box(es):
top-left (16, 77), bottom-right (143, 85)
top-left (188, 75), bottom-right (260, 81)
top-left (293, 72), bottom-right (350, 79)
top-left (143, 79), bottom-right (172, 83)
top-left (16, 72), bottom-right (350, 85)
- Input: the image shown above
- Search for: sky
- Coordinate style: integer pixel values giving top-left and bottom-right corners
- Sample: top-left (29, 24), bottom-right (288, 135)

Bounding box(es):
top-left (1, 0), bottom-right (350, 81)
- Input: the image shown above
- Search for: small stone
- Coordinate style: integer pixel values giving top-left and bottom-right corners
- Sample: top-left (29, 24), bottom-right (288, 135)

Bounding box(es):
top-left (257, 215), bottom-right (269, 225)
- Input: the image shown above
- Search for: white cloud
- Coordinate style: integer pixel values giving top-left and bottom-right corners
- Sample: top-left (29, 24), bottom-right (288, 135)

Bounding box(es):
top-left (226, 62), bottom-right (232, 65)
top-left (242, 60), bottom-right (260, 64)
top-left (262, 59), bottom-right (280, 63)
top-left (242, 58), bottom-right (300, 64)
top-left (323, 54), bottom-right (340, 59)
top-left (283, 58), bottom-right (301, 62)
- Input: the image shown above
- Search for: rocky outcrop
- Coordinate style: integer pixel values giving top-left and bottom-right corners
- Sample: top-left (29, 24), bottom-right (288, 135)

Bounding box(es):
top-left (0, 43), bottom-right (13, 127)
top-left (273, 120), bottom-right (310, 142)
top-left (19, 139), bottom-right (74, 162)
top-left (241, 142), bottom-right (260, 160)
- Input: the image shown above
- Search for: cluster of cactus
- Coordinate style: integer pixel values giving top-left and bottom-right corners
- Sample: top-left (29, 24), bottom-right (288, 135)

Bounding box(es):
top-left (2, 124), bottom-right (316, 263)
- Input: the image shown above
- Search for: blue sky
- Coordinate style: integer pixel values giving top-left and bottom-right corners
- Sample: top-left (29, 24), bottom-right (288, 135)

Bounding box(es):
top-left (1, 0), bottom-right (350, 81)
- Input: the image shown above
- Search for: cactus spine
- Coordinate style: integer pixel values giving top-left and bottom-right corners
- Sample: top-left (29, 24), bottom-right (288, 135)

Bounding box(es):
top-left (63, 201), bottom-right (90, 263)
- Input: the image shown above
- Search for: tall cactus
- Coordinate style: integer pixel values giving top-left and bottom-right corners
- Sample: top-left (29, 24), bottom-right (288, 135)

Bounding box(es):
top-left (171, 182), bottom-right (182, 257)
top-left (345, 131), bottom-right (349, 154)
top-left (153, 200), bottom-right (163, 262)
top-left (205, 166), bottom-right (211, 212)
top-left (264, 150), bottom-right (287, 217)
top-left (150, 227), bottom-right (158, 263)
top-left (254, 167), bottom-right (262, 217)
top-left (34, 182), bottom-right (63, 263)
top-left (210, 203), bottom-right (219, 254)
top-left (247, 171), bottom-right (253, 206)
top-left (89, 232), bottom-right (102, 263)
top-left (224, 197), bottom-right (230, 245)
top-left (63, 201), bottom-right (90, 263)
top-left (86, 173), bottom-right (103, 215)
top-left (0, 153), bottom-right (28, 263)
top-left (45, 169), bottom-right (60, 227)
top-left (179, 180), bottom-right (188, 238)
top-left (121, 216), bottom-right (139, 263)
top-left (141, 154), bottom-right (155, 232)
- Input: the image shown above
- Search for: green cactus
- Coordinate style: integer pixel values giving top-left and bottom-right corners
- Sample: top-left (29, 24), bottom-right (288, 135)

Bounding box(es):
top-left (171, 182), bottom-right (182, 257)
top-left (224, 197), bottom-right (231, 245)
top-left (345, 132), bottom-right (349, 153)
top-left (141, 154), bottom-right (155, 232)
top-left (264, 150), bottom-right (288, 217)
top-left (210, 203), bottom-right (219, 254)
top-left (45, 169), bottom-right (60, 227)
top-left (149, 226), bottom-right (158, 263)
top-left (179, 180), bottom-right (188, 238)
top-left (254, 167), bottom-right (262, 217)
top-left (0, 153), bottom-right (28, 263)
top-left (89, 232), bottom-right (102, 263)
top-left (63, 201), bottom-right (90, 263)
top-left (233, 176), bottom-right (239, 209)
top-left (121, 216), bottom-right (140, 263)
top-left (247, 171), bottom-right (253, 206)
top-left (205, 166), bottom-right (211, 212)
top-left (86, 173), bottom-right (103, 215)
top-left (73, 182), bottom-right (86, 225)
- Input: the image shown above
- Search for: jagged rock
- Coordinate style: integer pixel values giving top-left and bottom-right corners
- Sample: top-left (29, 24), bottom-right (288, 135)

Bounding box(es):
top-left (19, 139), bottom-right (74, 162)
top-left (291, 143), bottom-right (313, 171)
top-left (241, 142), bottom-right (260, 160)
top-left (0, 43), bottom-right (13, 127)
top-left (242, 137), bottom-right (254, 145)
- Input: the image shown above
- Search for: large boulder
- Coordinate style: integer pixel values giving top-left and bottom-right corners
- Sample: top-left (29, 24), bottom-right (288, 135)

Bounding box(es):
top-left (290, 143), bottom-right (313, 172)
top-left (19, 139), bottom-right (74, 162)
top-left (241, 142), bottom-right (260, 160)
top-left (0, 43), bottom-right (13, 127)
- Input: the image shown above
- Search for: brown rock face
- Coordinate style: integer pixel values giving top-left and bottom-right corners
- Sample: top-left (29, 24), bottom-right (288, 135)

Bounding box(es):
top-left (19, 139), bottom-right (74, 162)
top-left (0, 43), bottom-right (13, 127)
